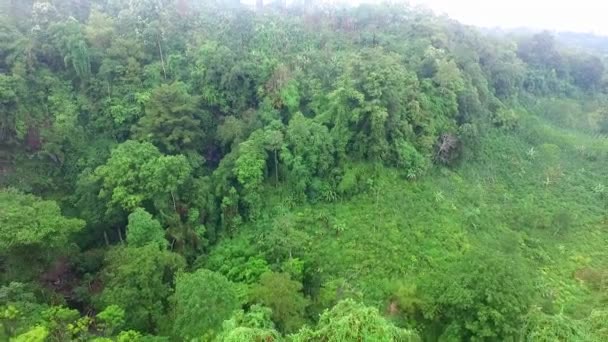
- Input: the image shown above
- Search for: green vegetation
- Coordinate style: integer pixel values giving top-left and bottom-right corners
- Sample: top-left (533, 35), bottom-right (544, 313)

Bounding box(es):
top-left (2, 0), bottom-right (608, 341)
top-left (172, 269), bottom-right (240, 340)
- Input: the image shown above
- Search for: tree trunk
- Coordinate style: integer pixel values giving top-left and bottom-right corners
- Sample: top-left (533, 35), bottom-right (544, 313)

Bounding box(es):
top-left (171, 191), bottom-right (177, 212)
top-left (117, 227), bottom-right (124, 243)
top-left (158, 36), bottom-right (167, 80)
top-left (274, 149), bottom-right (278, 185)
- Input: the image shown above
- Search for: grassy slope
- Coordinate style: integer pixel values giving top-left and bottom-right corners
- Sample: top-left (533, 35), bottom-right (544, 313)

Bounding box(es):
top-left (207, 102), bottom-right (608, 324)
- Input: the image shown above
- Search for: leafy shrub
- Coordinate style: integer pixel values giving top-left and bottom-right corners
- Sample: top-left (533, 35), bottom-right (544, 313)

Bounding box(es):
top-left (395, 140), bottom-right (428, 178)
top-left (492, 107), bottom-right (520, 129)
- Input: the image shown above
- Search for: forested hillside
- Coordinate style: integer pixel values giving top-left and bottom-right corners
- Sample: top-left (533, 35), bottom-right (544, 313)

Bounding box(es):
top-left (2, 1), bottom-right (608, 341)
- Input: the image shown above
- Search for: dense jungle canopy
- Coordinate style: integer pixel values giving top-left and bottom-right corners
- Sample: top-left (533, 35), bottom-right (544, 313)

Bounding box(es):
top-left (2, 0), bottom-right (608, 341)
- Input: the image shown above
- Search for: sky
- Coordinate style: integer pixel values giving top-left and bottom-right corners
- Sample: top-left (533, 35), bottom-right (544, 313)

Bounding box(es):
top-left (241, 0), bottom-right (608, 35)
top-left (408, 0), bottom-right (608, 35)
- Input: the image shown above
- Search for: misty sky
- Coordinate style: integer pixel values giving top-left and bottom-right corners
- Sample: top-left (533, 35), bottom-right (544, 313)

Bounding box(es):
top-left (408, 0), bottom-right (608, 34)
top-left (242, 0), bottom-right (608, 35)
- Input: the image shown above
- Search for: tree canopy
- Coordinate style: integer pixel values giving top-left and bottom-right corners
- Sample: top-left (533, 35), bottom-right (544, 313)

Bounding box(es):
top-left (0, 189), bottom-right (84, 250)
top-left (171, 268), bottom-right (240, 340)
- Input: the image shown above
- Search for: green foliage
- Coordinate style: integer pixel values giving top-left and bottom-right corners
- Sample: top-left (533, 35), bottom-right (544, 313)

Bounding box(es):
top-left (282, 113), bottom-right (334, 195)
top-left (586, 309), bottom-right (608, 340)
top-left (418, 249), bottom-right (534, 340)
top-left (10, 326), bottom-right (48, 342)
top-left (336, 163), bottom-right (375, 197)
top-left (291, 299), bottom-right (419, 342)
top-left (215, 305), bottom-right (280, 342)
top-left (126, 208), bottom-right (167, 249)
top-left (234, 132), bottom-right (267, 218)
top-left (394, 140), bottom-right (428, 179)
top-left (133, 82), bottom-right (208, 153)
top-left (116, 330), bottom-right (144, 342)
top-left (50, 19), bottom-right (91, 79)
top-left (216, 257), bottom-right (270, 285)
top-left (96, 305), bottom-right (126, 337)
top-left (518, 32), bottom-right (561, 70)
top-left (0, 74), bottom-right (25, 145)
top-left (0, 282), bottom-right (47, 338)
top-left (280, 80), bottom-right (301, 114)
top-left (321, 49), bottom-right (429, 162)
top-left (569, 54), bottom-right (604, 90)
top-left (235, 136), bottom-right (266, 189)
top-left (259, 213), bottom-right (312, 262)
top-left (191, 39), bottom-right (268, 114)
top-left (202, 236), bottom-right (271, 284)
top-left (3, 1), bottom-right (608, 341)
top-left (171, 268), bottom-right (241, 340)
top-left (492, 107), bottom-right (520, 129)
top-left (97, 245), bottom-right (185, 332)
top-left (94, 140), bottom-right (192, 212)
top-left (281, 258), bottom-right (305, 282)
top-left (523, 308), bottom-right (593, 342)
top-left (0, 189), bottom-right (84, 250)
top-left (41, 306), bottom-right (92, 341)
top-left (250, 272), bottom-right (309, 333)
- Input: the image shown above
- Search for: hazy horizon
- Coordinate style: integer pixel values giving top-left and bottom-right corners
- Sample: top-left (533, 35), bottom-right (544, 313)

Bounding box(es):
top-left (241, 0), bottom-right (608, 36)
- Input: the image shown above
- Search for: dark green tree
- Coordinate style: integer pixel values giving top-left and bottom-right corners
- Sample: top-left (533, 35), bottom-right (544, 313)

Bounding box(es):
top-left (282, 112), bottom-right (334, 194)
top-left (234, 131), bottom-right (267, 218)
top-left (418, 250), bottom-right (534, 340)
top-left (94, 140), bottom-right (192, 212)
top-left (250, 271), bottom-right (309, 333)
top-left (133, 82), bottom-right (209, 154)
top-left (214, 305), bottom-right (280, 342)
top-left (0, 189), bottom-right (84, 251)
top-left (291, 299), bottom-right (419, 341)
top-left (126, 208), bottom-right (167, 249)
top-left (0, 189), bottom-right (84, 281)
top-left (172, 269), bottom-right (241, 340)
top-left (96, 245), bottom-right (185, 332)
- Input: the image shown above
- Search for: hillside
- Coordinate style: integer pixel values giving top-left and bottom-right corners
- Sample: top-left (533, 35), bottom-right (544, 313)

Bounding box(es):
top-left (1, 1), bottom-right (608, 341)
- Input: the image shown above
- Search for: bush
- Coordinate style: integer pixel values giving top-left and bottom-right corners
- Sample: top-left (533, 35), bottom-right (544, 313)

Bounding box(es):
top-left (492, 107), bottom-right (520, 129)
top-left (395, 140), bottom-right (428, 178)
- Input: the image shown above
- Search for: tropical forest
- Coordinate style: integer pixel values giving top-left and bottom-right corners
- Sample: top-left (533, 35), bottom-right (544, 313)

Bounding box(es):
top-left (2, 0), bottom-right (608, 341)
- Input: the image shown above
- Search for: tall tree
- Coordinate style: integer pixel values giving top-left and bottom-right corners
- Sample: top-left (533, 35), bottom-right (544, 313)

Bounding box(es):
top-left (133, 82), bottom-right (208, 154)
top-left (94, 140), bottom-right (192, 213)
top-left (96, 245), bottom-right (185, 332)
top-left (234, 131), bottom-right (267, 218)
top-left (282, 112), bottom-right (334, 194)
top-left (215, 305), bottom-right (280, 342)
top-left (0, 189), bottom-right (84, 280)
top-left (172, 269), bottom-right (241, 340)
top-left (126, 208), bottom-right (167, 249)
top-left (291, 299), bottom-right (419, 341)
top-left (517, 31), bottom-right (562, 71)
top-left (250, 271), bottom-right (309, 333)
top-left (418, 250), bottom-right (534, 340)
